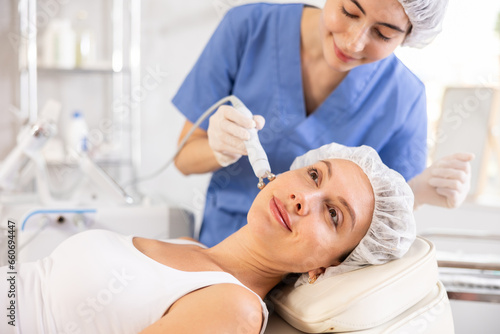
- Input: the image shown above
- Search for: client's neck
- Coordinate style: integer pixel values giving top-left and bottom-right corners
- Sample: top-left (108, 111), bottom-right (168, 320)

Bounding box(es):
top-left (205, 227), bottom-right (285, 299)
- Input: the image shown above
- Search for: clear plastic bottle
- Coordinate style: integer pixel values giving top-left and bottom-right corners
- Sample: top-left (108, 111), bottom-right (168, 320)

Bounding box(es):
top-left (41, 21), bottom-right (58, 67)
top-left (65, 110), bottom-right (89, 155)
top-left (50, 19), bottom-right (77, 69)
top-left (74, 10), bottom-right (96, 68)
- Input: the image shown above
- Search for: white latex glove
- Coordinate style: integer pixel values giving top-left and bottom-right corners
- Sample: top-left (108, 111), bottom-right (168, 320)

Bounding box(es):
top-left (408, 152), bottom-right (475, 209)
top-left (207, 105), bottom-right (265, 167)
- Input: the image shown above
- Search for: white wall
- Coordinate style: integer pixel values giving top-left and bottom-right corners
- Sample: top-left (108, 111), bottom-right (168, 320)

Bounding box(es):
top-left (137, 1), bottom-right (220, 225)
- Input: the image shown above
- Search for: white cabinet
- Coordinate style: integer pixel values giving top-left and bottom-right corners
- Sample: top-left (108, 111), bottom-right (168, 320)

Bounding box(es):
top-left (17, 0), bottom-right (141, 196)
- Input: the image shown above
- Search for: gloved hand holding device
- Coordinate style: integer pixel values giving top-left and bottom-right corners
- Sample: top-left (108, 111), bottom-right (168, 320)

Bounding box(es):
top-left (409, 152), bottom-right (475, 209)
top-left (207, 104), bottom-right (265, 167)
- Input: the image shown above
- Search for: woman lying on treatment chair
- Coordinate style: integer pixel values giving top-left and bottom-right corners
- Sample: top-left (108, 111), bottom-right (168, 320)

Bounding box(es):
top-left (1, 143), bottom-right (415, 334)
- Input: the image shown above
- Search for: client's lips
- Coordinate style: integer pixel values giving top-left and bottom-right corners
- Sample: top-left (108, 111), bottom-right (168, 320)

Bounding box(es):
top-left (270, 197), bottom-right (292, 232)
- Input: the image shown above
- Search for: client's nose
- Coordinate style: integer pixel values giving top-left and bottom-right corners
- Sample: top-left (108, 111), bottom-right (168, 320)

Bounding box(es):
top-left (290, 192), bottom-right (311, 216)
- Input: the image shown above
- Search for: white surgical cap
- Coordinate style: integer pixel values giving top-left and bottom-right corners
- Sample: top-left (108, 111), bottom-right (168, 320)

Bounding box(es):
top-left (397, 0), bottom-right (449, 48)
top-left (290, 143), bottom-right (416, 286)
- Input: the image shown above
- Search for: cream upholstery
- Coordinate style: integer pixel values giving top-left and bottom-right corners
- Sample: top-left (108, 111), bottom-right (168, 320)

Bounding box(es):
top-left (265, 237), bottom-right (454, 333)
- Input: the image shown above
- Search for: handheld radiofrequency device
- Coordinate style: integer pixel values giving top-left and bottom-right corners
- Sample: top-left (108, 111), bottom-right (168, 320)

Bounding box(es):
top-left (228, 96), bottom-right (275, 189)
top-left (126, 95), bottom-right (275, 190)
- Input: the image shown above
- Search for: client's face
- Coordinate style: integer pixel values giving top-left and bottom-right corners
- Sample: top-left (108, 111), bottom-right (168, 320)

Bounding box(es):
top-left (247, 158), bottom-right (375, 273)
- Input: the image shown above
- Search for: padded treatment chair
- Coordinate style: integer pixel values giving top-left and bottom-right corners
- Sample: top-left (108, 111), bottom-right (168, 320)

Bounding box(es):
top-left (264, 236), bottom-right (454, 334)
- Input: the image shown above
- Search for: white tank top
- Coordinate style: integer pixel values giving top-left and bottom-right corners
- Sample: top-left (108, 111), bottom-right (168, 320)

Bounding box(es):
top-left (3, 229), bottom-right (268, 334)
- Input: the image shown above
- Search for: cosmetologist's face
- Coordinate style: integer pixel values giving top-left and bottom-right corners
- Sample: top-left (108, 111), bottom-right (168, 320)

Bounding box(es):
top-left (320, 0), bottom-right (410, 72)
top-left (248, 158), bottom-right (375, 273)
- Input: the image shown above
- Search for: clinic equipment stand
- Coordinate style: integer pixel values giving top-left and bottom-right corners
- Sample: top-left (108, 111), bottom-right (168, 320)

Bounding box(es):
top-left (420, 230), bottom-right (500, 304)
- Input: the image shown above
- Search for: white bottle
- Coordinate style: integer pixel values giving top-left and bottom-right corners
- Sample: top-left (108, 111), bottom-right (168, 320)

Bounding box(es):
top-left (65, 110), bottom-right (89, 155)
top-left (54, 19), bottom-right (76, 69)
top-left (42, 22), bottom-right (57, 67)
top-left (74, 10), bottom-right (96, 68)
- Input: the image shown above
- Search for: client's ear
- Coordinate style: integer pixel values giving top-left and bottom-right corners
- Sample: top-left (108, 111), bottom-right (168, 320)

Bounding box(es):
top-left (307, 267), bottom-right (326, 278)
top-left (308, 259), bottom-right (343, 282)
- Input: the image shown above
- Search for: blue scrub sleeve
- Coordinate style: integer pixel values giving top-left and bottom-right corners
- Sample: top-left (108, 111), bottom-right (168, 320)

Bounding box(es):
top-left (172, 8), bottom-right (244, 130)
top-left (379, 91), bottom-right (428, 181)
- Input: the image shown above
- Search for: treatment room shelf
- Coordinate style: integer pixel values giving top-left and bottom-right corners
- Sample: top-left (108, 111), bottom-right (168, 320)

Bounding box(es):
top-left (17, 0), bottom-right (142, 190)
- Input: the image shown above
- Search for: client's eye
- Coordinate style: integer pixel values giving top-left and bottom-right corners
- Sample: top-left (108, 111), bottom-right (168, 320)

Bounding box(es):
top-left (307, 168), bottom-right (319, 184)
top-left (329, 208), bottom-right (339, 226)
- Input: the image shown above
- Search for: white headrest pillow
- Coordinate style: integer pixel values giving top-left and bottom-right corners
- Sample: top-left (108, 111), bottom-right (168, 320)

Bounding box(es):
top-left (267, 237), bottom-right (438, 333)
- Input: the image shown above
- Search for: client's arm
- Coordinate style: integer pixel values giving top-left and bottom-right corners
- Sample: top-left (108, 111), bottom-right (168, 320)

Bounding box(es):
top-left (139, 284), bottom-right (263, 334)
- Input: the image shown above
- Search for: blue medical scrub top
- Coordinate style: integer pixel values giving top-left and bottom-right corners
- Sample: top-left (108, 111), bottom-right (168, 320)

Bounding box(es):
top-left (172, 3), bottom-right (427, 247)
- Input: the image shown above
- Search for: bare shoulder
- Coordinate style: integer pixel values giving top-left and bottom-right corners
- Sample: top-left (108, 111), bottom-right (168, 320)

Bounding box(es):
top-left (140, 283), bottom-right (264, 334)
top-left (204, 283), bottom-right (264, 318)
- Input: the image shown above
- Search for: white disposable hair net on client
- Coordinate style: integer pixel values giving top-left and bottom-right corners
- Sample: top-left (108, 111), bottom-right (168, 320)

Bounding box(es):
top-left (397, 0), bottom-right (449, 48)
top-left (291, 143), bottom-right (416, 286)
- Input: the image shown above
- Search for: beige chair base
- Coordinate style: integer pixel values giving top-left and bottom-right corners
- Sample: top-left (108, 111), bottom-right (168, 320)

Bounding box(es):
top-left (264, 281), bottom-right (454, 334)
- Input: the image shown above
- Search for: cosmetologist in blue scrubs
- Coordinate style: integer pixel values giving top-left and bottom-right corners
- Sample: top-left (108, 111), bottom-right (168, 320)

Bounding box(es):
top-left (172, 3), bottom-right (434, 247)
